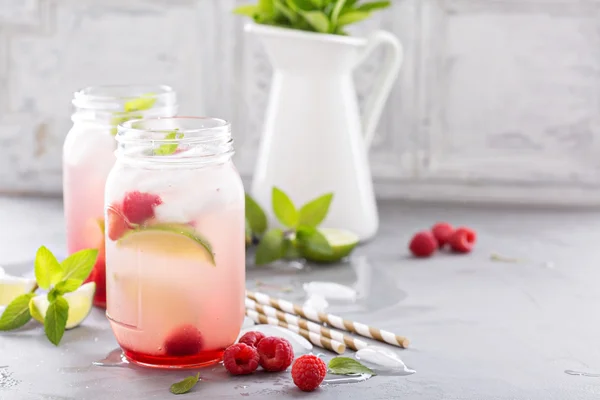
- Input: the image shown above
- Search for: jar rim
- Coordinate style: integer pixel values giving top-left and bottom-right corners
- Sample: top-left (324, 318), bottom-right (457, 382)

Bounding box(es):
top-left (72, 84), bottom-right (176, 111)
top-left (117, 116), bottom-right (231, 143)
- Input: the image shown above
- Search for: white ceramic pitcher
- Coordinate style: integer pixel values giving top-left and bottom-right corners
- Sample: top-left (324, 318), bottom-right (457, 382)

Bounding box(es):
top-left (247, 23), bottom-right (403, 242)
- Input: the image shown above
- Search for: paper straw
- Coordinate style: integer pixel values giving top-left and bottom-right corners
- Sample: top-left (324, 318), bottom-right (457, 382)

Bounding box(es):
top-left (245, 309), bottom-right (346, 354)
top-left (246, 298), bottom-right (369, 351)
top-left (246, 290), bottom-right (409, 348)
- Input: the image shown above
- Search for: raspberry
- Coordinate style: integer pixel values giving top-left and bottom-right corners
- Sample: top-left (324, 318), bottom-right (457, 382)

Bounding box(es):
top-left (223, 343), bottom-right (260, 375)
top-left (431, 222), bottom-right (454, 247)
top-left (163, 324), bottom-right (204, 356)
top-left (256, 336), bottom-right (294, 372)
top-left (122, 191), bottom-right (162, 225)
top-left (292, 354), bottom-right (327, 392)
top-left (106, 205), bottom-right (130, 241)
top-left (449, 227), bottom-right (477, 253)
top-left (409, 231), bottom-right (438, 257)
top-left (238, 331), bottom-right (265, 348)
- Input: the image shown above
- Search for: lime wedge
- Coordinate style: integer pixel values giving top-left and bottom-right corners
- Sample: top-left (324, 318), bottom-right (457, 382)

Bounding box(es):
top-left (117, 223), bottom-right (215, 265)
top-left (29, 282), bottom-right (96, 329)
top-left (300, 228), bottom-right (359, 263)
top-left (0, 274), bottom-right (37, 306)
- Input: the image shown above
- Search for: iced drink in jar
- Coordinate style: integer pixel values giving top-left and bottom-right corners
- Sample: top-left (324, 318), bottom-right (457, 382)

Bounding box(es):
top-left (104, 117), bottom-right (246, 368)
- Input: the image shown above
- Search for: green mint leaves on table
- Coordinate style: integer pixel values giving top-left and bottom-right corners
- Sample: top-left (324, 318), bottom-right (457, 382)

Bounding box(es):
top-left (0, 246), bottom-right (98, 346)
top-left (328, 357), bottom-right (376, 375)
top-left (170, 373), bottom-right (201, 395)
top-left (247, 187), bottom-right (335, 265)
top-left (110, 92), bottom-right (157, 136)
top-left (233, 0), bottom-right (391, 36)
top-left (154, 129), bottom-right (184, 156)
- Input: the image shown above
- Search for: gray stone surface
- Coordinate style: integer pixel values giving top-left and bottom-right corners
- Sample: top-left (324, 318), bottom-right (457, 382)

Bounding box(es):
top-left (2, 196), bottom-right (600, 399)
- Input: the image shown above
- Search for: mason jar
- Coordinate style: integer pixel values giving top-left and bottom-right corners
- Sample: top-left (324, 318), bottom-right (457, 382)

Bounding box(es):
top-left (63, 85), bottom-right (178, 309)
top-left (104, 117), bottom-right (246, 368)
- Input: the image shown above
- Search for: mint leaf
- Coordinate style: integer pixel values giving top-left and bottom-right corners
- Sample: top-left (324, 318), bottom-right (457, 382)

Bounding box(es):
top-left (61, 249), bottom-right (98, 283)
top-left (0, 293), bottom-right (35, 331)
top-left (331, 0), bottom-right (348, 24)
top-left (233, 4), bottom-right (259, 16)
top-left (356, 1), bottom-right (390, 12)
top-left (296, 226), bottom-right (333, 256)
top-left (34, 246), bottom-right (62, 290)
top-left (337, 10), bottom-right (370, 26)
top-left (54, 279), bottom-right (82, 295)
top-left (245, 193), bottom-right (268, 235)
top-left (300, 10), bottom-right (330, 32)
top-left (255, 229), bottom-right (286, 265)
top-left (170, 373), bottom-right (200, 395)
top-left (154, 130), bottom-right (184, 156)
top-left (274, 0), bottom-right (298, 23)
top-left (272, 187), bottom-right (298, 228)
top-left (328, 357), bottom-right (376, 375)
top-left (298, 193), bottom-right (333, 228)
top-left (124, 93), bottom-right (157, 113)
top-left (44, 296), bottom-right (69, 346)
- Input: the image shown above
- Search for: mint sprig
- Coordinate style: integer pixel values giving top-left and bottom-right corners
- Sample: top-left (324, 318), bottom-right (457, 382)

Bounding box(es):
top-left (249, 187), bottom-right (335, 265)
top-left (170, 373), bottom-right (200, 395)
top-left (328, 357), bottom-right (376, 375)
top-left (0, 246), bottom-right (98, 345)
top-left (233, 0), bottom-right (391, 35)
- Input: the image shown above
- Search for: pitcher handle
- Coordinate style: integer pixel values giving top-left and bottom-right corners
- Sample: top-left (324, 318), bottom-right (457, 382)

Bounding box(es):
top-left (357, 30), bottom-right (404, 149)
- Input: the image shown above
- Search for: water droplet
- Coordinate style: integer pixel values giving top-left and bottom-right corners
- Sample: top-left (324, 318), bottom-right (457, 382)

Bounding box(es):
top-left (565, 369), bottom-right (600, 377)
top-left (322, 373), bottom-right (372, 385)
top-left (94, 337), bottom-right (99, 342)
top-left (93, 348), bottom-right (130, 368)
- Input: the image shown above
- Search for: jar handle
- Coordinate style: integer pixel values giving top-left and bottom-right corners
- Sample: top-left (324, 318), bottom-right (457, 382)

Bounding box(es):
top-left (357, 30), bottom-right (403, 149)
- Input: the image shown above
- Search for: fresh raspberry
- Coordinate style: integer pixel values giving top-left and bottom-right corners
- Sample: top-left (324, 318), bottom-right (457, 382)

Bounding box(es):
top-left (449, 227), bottom-right (477, 253)
top-left (106, 205), bottom-right (130, 241)
top-left (292, 354), bottom-right (327, 392)
top-left (256, 336), bottom-right (294, 372)
top-left (409, 231), bottom-right (438, 257)
top-left (223, 343), bottom-right (260, 375)
top-left (121, 191), bottom-right (162, 225)
top-left (431, 222), bottom-right (454, 247)
top-left (163, 324), bottom-right (204, 356)
top-left (238, 331), bottom-right (265, 348)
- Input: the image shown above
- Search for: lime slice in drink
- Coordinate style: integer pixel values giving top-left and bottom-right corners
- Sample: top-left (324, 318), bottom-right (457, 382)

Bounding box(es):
top-left (0, 274), bottom-right (37, 306)
top-left (117, 223), bottom-right (215, 265)
top-left (300, 228), bottom-right (360, 263)
top-left (29, 282), bottom-right (96, 329)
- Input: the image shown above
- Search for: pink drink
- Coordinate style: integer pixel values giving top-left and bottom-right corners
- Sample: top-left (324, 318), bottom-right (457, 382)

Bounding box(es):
top-left (105, 117), bottom-right (245, 368)
top-left (62, 86), bottom-right (177, 308)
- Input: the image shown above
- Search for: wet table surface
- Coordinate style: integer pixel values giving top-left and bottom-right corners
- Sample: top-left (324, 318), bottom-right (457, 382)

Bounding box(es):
top-left (2, 196), bottom-right (600, 399)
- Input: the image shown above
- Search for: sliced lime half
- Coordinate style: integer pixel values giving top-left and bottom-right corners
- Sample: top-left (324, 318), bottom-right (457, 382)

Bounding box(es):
top-left (0, 274), bottom-right (37, 306)
top-left (300, 228), bottom-right (360, 263)
top-left (29, 282), bottom-right (96, 329)
top-left (117, 223), bottom-right (215, 265)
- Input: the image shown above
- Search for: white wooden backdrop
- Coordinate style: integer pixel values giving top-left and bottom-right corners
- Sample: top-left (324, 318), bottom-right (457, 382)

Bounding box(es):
top-left (1, 0), bottom-right (600, 205)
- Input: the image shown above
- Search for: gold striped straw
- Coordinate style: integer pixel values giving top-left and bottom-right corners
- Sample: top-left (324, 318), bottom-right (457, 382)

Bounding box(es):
top-left (246, 290), bottom-right (409, 349)
top-left (245, 298), bottom-right (369, 351)
top-left (245, 309), bottom-right (346, 354)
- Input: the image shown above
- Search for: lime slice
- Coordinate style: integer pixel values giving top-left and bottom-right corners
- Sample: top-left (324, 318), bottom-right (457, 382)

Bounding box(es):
top-left (0, 274), bottom-right (37, 306)
top-left (300, 228), bottom-right (359, 263)
top-left (29, 282), bottom-right (96, 329)
top-left (117, 223), bottom-right (215, 265)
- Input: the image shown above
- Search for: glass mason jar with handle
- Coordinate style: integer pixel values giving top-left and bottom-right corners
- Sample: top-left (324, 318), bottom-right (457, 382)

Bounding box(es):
top-left (104, 117), bottom-right (246, 368)
top-left (63, 85), bottom-right (178, 309)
